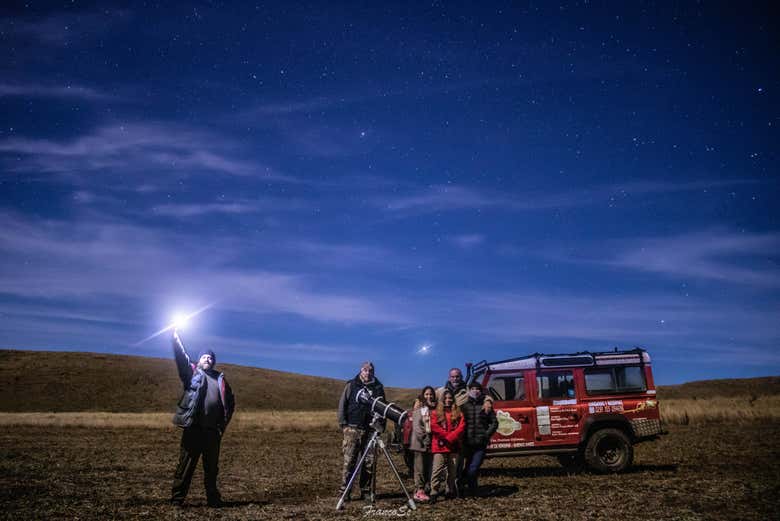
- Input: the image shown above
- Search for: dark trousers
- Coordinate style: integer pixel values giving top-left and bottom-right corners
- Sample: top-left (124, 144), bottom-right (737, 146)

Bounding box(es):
top-left (171, 425), bottom-right (222, 503)
top-left (462, 444), bottom-right (487, 492)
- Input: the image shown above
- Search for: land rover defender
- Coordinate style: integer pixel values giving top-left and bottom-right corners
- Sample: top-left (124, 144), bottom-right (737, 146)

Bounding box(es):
top-left (465, 347), bottom-right (663, 473)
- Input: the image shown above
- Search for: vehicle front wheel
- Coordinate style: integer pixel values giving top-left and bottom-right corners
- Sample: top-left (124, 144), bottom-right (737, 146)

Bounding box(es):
top-left (584, 428), bottom-right (633, 473)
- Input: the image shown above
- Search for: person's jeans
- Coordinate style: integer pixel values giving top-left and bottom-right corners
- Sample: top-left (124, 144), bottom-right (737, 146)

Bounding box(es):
top-left (463, 445), bottom-right (486, 492)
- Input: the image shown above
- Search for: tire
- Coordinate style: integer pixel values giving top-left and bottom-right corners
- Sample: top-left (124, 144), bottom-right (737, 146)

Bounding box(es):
top-left (583, 428), bottom-right (633, 473)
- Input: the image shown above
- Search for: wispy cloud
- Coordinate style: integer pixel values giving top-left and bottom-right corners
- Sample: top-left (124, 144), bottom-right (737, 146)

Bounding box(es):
top-left (0, 83), bottom-right (115, 101)
top-left (436, 290), bottom-right (780, 366)
top-left (448, 234), bottom-right (485, 249)
top-left (607, 230), bottom-right (780, 288)
top-left (201, 335), bottom-right (376, 364)
top-left (0, 122), bottom-right (294, 183)
top-left (0, 212), bottom-right (411, 326)
top-left (1, 9), bottom-right (131, 46)
top-left (377, 179), bottom-right (763, 217)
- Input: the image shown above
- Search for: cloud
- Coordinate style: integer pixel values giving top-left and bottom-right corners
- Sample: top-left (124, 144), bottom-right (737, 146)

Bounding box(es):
top-left (151, 202), bottom-right (261, 218)
top-left (0, 122), bottom-right (294, 183)
top-left (607, 230), bottom-right (780, 288)
top-left (0, 212), bottom-right (411, 326)
top-left (437, 290), bottom-right (780, 364)
top-left (200, 335), bottom-right (376, 364)
top-left (1, 9), bottom-right (132, 47)
top-left (0, 83), bottom-right (115, 101)
top-left (448, 234), bottom-right (485, 249)
top-left (377, 179), bottom-right (763, 217)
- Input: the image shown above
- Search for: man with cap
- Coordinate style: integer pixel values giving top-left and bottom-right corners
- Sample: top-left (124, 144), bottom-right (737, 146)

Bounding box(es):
top-left (170, 329), bottom-right (235, 507)
top-left (337, 361), bottom-right (385, 501)
top-left (458, 381), bottom-right (498, 496)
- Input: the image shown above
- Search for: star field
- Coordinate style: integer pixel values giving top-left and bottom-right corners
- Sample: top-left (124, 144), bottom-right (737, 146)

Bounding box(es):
top-left (0, 1), bottom-right (777, 386)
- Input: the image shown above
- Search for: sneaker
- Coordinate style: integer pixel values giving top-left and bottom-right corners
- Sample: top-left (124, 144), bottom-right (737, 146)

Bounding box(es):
top-left (413, 490), bottom-right (430, 502)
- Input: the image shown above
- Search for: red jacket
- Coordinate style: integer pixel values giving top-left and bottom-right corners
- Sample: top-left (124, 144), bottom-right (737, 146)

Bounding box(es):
top-left (430, 408), bottom-right (465, 454)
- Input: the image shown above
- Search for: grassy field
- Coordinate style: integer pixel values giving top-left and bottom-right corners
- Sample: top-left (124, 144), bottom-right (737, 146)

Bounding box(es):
top-left (2, 393), bottom-right (779, 430)
top-left (1, 420), bottom-right (778, 520)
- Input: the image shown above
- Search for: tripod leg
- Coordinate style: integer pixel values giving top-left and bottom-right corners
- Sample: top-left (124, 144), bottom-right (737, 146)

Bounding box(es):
top-left (368, 448), bottom-right (377, 504)
top-left (336, 432), bottom-right (379, 510)
top-left (376, 439), bottom-right (417, 511)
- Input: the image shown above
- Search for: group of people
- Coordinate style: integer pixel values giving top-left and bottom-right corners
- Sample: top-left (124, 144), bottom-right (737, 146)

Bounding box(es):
top-left (338, 364), bottom-right (498, 504)
top-left (166, 332), bottom-right (496, 509)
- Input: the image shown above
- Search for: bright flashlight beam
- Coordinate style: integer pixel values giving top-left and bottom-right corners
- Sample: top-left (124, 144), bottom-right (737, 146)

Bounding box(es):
top-left (132, 302), bottom-right (217, 346)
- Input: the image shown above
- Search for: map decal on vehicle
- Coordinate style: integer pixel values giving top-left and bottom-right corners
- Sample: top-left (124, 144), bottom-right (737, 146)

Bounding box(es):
top-left (495, 410), bottom-right (523, 436)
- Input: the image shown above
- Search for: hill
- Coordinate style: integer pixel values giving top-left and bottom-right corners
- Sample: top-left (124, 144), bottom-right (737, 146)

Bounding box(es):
top-left (0, 349), bottom-right (419, 412)
top-left (2, 349), bottom-right (777, 412)
top-left (656, 376), bottom-right (780, 400)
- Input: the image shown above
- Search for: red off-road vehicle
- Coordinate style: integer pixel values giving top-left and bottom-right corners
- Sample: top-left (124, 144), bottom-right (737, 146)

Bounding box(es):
top-left (465, 347), bottom-right (663, 473)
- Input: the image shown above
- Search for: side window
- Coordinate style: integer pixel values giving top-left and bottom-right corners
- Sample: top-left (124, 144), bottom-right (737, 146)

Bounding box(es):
top-left (537, 371), bottom-right (574, 400)
top-left (485, 373), bottom-right (527, 402)
top-left (584, 366), bottom-right (646, 394)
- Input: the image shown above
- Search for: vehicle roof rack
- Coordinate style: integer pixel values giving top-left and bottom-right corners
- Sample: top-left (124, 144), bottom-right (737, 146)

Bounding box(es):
top-left (470, 347), bottom-right (649, 372)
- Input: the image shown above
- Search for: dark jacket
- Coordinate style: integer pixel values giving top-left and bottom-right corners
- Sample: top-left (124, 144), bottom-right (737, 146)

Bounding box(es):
top-left (172, 334), bottom-right (235, 431)
top-left (460, 395), bottom-right (498, 448)
top-left (337, 374), bottom-right (385, 428)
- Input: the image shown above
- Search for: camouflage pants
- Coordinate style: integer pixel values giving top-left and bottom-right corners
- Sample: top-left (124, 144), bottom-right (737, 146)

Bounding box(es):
top-left (340, 426), bottom-right (375, 494)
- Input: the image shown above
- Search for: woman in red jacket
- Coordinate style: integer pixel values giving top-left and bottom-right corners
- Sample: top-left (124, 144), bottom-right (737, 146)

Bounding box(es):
top-left (429, 389), bottom-right (465, 501)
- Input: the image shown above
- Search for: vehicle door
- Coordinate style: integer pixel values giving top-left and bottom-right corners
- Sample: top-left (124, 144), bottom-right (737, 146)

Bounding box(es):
top-left (532, 369), bottom-right (581, 446)
top-left (482, 370), bottom-right (536, 450)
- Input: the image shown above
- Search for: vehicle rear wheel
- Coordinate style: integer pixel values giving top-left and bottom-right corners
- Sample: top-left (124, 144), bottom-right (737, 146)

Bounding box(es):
top-left (584, 428), bottom-right (633, 473)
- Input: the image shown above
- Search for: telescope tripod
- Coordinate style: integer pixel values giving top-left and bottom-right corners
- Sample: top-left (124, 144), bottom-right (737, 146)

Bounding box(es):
top-left (335, 424), bottom-right (416, 511)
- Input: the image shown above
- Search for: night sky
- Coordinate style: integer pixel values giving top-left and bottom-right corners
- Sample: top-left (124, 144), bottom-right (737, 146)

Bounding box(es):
top-left (1, 2), bottom-right (778, 387)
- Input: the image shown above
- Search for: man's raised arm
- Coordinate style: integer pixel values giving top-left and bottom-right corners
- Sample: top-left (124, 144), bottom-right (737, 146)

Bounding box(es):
top-left (172, 329), bottom-right (194, 385)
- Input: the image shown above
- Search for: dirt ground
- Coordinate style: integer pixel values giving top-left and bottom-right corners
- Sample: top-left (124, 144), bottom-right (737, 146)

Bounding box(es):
top-left (1, 422), bottom-right (778, 520)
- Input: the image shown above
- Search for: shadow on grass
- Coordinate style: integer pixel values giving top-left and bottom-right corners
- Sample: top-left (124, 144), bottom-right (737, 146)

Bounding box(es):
top-left (372, 484), bottom-right (518, 501)
top-left (481, 463), bottom-right (678, 478)
top-left (152, 499), bottom-right (270, 508)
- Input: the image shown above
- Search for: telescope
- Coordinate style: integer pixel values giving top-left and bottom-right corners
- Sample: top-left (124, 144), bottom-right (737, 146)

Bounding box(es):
top-left (337, 387), bottom-right (415, 511)
top-left (356, 387), bottom-right (408, 425)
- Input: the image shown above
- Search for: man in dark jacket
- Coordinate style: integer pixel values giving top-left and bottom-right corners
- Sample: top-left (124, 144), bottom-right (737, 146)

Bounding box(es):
top-left (337, 361), bottom-right (385, 500)
top-left (459, 381), bottom-right (498, 496)
top-left (170, 329), bottom-right (235, 507)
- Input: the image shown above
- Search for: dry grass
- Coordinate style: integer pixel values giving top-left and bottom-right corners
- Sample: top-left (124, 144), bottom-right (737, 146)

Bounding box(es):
top-left (661, 395), bottom-right (780, 425)
top-left (3, 396), bottom-right (779, 430)
top-left (0, 410), bottom-right (340, 431)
